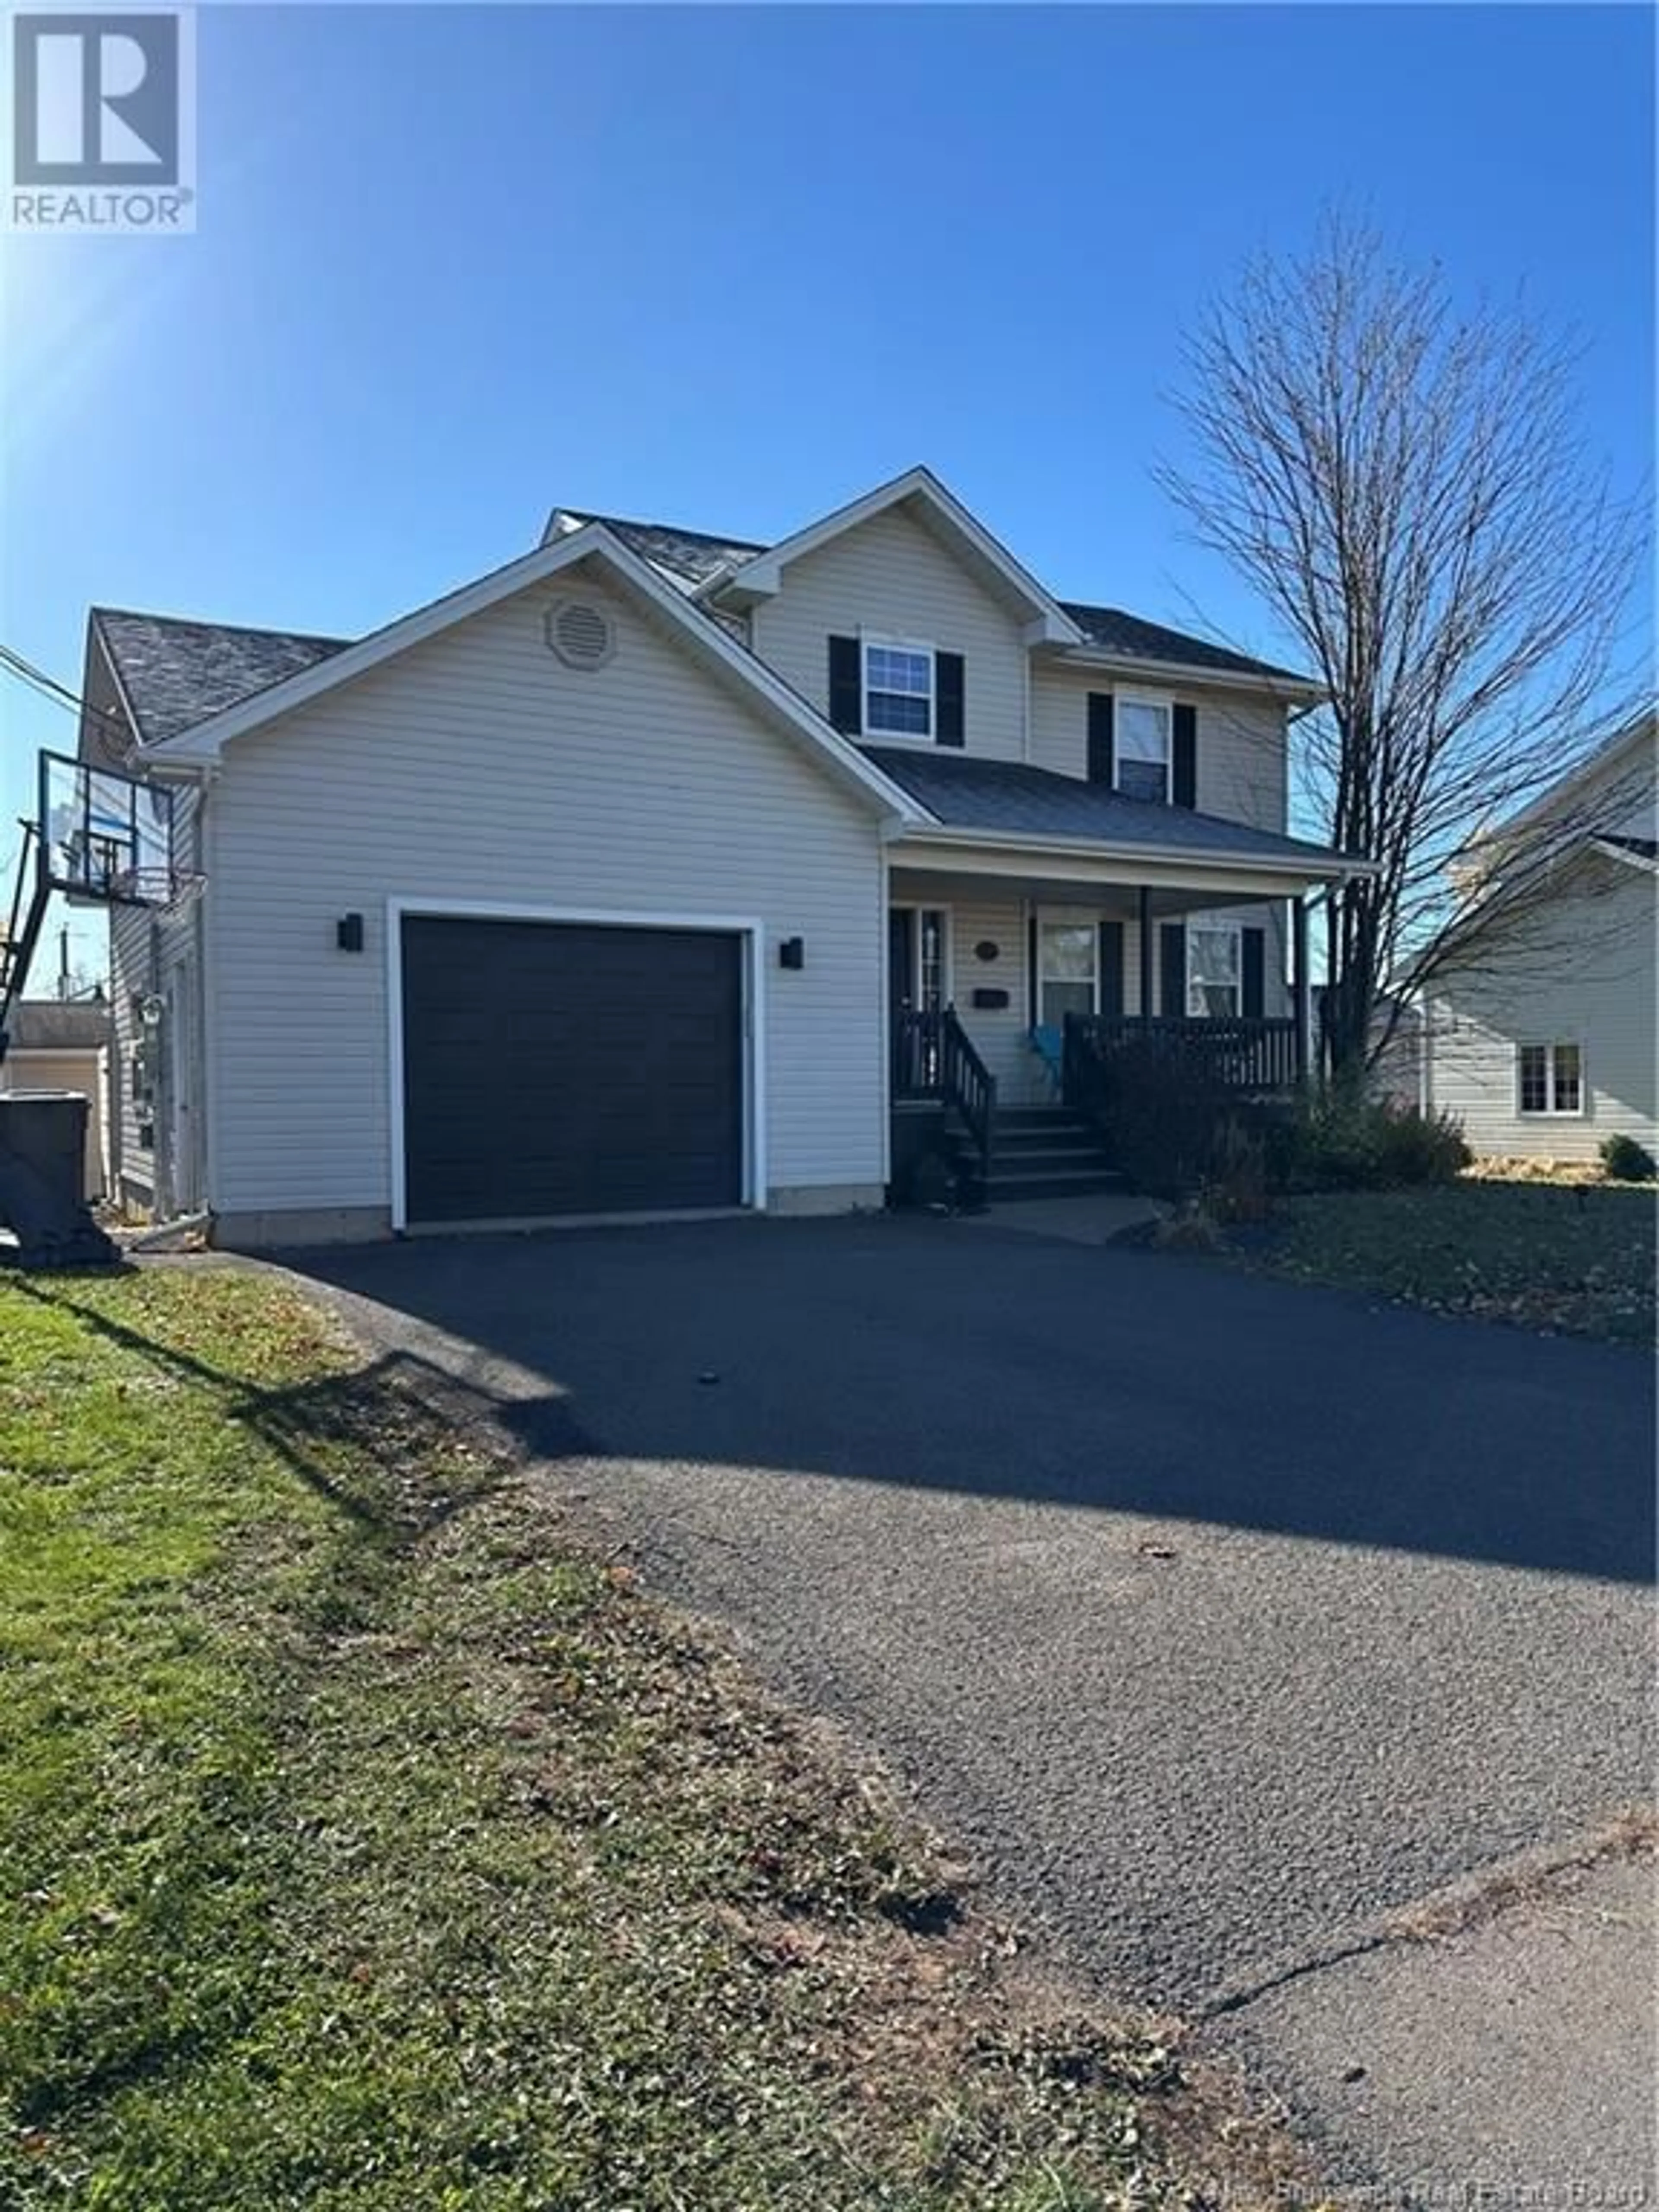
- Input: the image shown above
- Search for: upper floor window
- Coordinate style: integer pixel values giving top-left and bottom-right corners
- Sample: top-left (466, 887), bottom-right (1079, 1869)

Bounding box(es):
top-left (1518, 1041), bottom-right (1583, 1116)
top-left (1186, 922), bottom-right (1241, 1017)
top-left (864, 639), bottom-right (934, 739)
top-left (1117, 699), bottom-right (1171, 804)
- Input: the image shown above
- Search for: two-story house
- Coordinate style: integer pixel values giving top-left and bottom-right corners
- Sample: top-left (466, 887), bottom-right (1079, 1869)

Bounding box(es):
top-left (73, 466), bottom-right (1363, 1244)
top-left (1402, 713), bottom-right (1656, 1160)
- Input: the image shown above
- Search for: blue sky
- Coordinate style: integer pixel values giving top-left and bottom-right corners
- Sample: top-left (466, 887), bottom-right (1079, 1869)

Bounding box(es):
top-left (1, 3), bottom-right (1652, 957)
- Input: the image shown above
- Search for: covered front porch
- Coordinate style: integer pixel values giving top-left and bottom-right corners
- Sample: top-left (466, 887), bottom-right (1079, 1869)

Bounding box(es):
top-left (885, 847), bottom-right (1322, 1203)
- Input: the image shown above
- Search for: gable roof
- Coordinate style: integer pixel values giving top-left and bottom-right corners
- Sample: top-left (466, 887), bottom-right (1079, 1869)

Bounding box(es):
top-left (701, 467), bottom-right (1084, 645)
top-left (93, 608), bottom-right (351, 746)
top-left (543, 471), bottom-right (1316, 690)
top-left (6, 998), bottom-right (111, 1050)
top-left (112, 529), bottom-right (923, 823)
top-left (542, 511), bottom-right (765, 591)
top-left (864, 747), bottom-right (1360, 875)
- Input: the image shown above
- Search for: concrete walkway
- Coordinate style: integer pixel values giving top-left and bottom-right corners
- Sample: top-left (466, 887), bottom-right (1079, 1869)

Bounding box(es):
top-left (275, 1214), bottom-right (1656, 2204)
top-left (953, 1191), bottom-right (1165, 1243)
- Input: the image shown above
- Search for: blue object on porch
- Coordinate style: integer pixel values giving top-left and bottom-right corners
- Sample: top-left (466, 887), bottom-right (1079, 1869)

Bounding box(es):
top-left (1029, 1023), bottom-right (1064, 1093)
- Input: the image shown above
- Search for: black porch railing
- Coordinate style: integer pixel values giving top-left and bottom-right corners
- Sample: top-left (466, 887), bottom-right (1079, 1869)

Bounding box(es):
top-left (1062, 1014), bottom-right (1301, 1120)
top-left (892, 1007), bottom-right (997, 1172)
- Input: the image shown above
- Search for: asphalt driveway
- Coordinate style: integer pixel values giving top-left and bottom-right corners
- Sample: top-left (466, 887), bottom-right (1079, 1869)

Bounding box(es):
top-left (281, 1213), bottom-right (1656, 2199)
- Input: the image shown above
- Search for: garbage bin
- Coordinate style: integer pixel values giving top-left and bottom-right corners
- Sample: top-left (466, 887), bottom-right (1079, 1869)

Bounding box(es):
top-left (0, 1090), bottom-right (119, 1270)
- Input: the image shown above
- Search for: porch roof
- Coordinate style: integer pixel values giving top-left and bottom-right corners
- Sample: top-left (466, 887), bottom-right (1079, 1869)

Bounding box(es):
top-left (861, 746), bottom-right (1356, 874)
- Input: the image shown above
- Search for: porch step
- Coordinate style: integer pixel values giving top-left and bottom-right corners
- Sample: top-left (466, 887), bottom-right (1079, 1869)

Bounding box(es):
top-left (986, 1108), bottom-right (1122, 1204)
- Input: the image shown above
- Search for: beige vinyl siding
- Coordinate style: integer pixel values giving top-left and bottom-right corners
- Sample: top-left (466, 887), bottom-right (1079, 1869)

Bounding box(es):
top-left (943, 894), bottom-right (1039, 1105)
top-left (750, 505), bottom-right (1029, 761)
top-left (1426, 859), bottom-right (1656, 1160)
top-left (105, 788), bottom-right (207, 1213)
top-left (108, 900), bottom-right (153, 1192)
top-left (205, 571), bottom-right (886, 1221)
top-left (0, 1048), bottom-right (107, 1195)
top-left (1029, 666), bottom-right (1288, 829)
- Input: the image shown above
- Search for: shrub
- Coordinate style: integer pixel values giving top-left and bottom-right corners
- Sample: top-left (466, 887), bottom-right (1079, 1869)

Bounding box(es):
top-left (1600, 1133), bottom-right (1657, 1183)
top-left (1278, 1090), bottom-right (1469, 1191)
top-left (1201, 1117), bottom-right (1274, 1225)
top-left (1084, 1037), bottom-right (1241, 1200)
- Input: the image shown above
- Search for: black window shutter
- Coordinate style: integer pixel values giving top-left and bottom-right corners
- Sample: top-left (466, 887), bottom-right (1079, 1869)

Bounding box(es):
top-left (1087, 693), bottom-right (1116, 785)
top-left (827, 636), bottom-right (862, 735)
top-left (1160, 922), bottom-right (1187, 1019)
top-left (1172, 703), bottom-right (1197, 809)
top-left (935, 652), bottom-right (965, 747)
top-left (1241, 926), bottom-right (1266, 1019)
top-left (1027, 914), bottom-right (1039, 1027)
top-left (1099, 921), bottom-right (1125, 1018)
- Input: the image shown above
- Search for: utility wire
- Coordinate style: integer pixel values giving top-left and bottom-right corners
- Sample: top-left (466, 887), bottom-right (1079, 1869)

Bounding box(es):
top-left (0, 642), bottom-right (127, 727)
top-left (0, 643), bottom-right (86, 718)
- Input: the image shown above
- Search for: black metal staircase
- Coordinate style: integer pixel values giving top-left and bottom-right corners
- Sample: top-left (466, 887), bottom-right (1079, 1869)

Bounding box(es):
top-left (0, 823), bottom-right (50, 1069)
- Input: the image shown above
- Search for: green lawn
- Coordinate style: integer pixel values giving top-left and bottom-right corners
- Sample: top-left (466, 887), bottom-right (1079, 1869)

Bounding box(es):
top-left (1232, 1180), bottom-right (1656, 1343)
top-left (0, 1267), bottom-right (1304, 2211)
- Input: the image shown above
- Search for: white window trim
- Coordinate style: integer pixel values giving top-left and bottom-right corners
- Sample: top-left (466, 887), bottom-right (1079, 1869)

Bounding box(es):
top-left (1185, 918), bottom-right (1242, 1020)
top-left (1035, 910), bottom-right (1101, 1027)
top-left (1115, 692), bottom-right (1173, 804)
top-left (1516, 1040), bottom-right (1586, 1118)
top-left (862, 632), bottom-right (936, 747)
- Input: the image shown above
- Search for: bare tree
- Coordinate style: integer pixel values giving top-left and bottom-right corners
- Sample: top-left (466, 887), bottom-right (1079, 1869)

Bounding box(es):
top-left (1157, 217), bottom-right (1648, 1080)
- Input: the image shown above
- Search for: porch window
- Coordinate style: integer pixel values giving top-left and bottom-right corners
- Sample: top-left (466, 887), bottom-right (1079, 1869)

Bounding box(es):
top-left (1117, 699), bottom-right (1171, 804)
top-left (864, 639), bottom-right (934, 739)
top-left (1518, 1041), bottom-right (1583, 1116)
top-left (1037, 921), bottom-right (1097, 1027)
top-left (1186, 922), bottom-right (1241, 1017)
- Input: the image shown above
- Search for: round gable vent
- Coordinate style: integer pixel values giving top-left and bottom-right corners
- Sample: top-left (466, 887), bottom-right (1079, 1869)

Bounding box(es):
top-left (546, 598), bottom-right (616, 670)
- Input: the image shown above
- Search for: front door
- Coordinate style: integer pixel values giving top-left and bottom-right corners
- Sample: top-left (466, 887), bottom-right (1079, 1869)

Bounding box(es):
top-left (888, 907), bottom-right (947, 1015)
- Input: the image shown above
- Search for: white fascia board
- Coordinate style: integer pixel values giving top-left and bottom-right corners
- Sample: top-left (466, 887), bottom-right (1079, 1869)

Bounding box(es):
top-left (139, 527), bottom-right (924, 826)
top-left (1591, 837), bottom-right (1659, 874)
top-left (82, 619), bottom-right (145, 765)
top-left (705, 466), bottom-right (1086, 645)
top-left (1046, 645), bottom-right (1326, 705)
top-left (892, 823), bottom-right (1370, 886)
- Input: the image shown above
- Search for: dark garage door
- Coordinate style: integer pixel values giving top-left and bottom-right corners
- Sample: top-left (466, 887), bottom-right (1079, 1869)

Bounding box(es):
top-left (401, 916), bottom-right (745, 1224)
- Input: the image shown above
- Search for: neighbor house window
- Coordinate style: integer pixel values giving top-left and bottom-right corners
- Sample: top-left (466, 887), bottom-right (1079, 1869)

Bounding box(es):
top-left (864, 639), bottom-right (934, 739)
top-left (1117, 699), bottom-right (1171, 804)
top-left (1518, 1042), bottom-right (1583, 1116)
top-left (1186, 923), bottom-right (1241, 1017)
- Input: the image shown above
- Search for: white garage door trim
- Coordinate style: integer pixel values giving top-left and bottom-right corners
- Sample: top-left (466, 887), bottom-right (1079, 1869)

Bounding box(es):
top-left (385, 897), bottom-right (768, 1232)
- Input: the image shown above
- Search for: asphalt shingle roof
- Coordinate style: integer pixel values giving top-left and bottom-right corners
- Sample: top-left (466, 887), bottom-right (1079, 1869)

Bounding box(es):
top-left (94, 608), bottom-right (350, 745)
top-left (557, 512), bottom-right (1311, 682)
top-left (1056, 602), bottom-right (1309, 683)
top-left (862, 746), bottom-right (1349, 866)
top-left (93, 504), bottom-right (1313, 750)
top-left (551, 513), bottom-right (766, 590)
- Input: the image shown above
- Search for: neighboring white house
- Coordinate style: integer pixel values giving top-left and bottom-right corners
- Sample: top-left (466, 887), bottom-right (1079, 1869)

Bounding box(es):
top-left (72, 465), bottom-right (1366, 1245)
top-left (1407, 716), bottom-right (1656, 1162)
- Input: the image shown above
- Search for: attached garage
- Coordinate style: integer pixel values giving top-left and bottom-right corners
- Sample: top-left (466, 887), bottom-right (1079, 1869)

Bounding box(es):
top-left (396, 911), bottom-right (750, 1228)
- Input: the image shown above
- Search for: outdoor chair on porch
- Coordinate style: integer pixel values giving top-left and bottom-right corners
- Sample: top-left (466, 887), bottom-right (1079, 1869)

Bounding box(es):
top-left (1028, 1024), bottom-right (1064, 1096)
